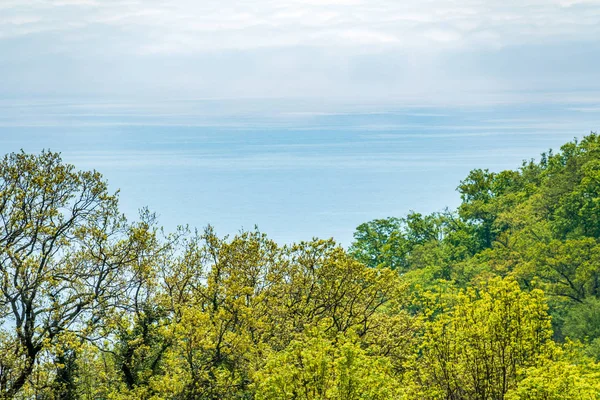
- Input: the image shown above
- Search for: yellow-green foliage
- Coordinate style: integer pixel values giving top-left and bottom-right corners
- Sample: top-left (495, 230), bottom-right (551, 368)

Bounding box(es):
top-left (254, 326), bottom-right (402, 400)
top-left (2, 135), bottom-right (600, 399)
top-left (414, 278), bottom-right (554, 400)
top-left (506, 360), bottom-right (600, 400)
top-left (506, 344), bottom-right (600, 400)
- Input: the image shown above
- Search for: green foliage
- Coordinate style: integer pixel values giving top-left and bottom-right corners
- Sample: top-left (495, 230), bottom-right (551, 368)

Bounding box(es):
top-left (1, 134), bottom-right (600, 398)
top-left (414, 278), bottom-right (554, 400)
top-left (563, 297), bottom-right (600, 360)
top-left (254, 327), bottom-right (402, 400)
top-left (349, 217), bottom-right (408, 270)
top-left (0, 151), bottom-right (131, 398)
top-left (506, 345), bottom-right (600, 400)
top-left (349, 212), bottom-right (442, 271)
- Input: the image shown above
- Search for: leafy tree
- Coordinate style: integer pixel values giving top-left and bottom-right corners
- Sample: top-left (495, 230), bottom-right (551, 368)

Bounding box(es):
top-left (349, 212), bottom-right (442, 271)
top-left (0, 151), bottom-right (138, 397)
top-left (563, 297), bottom-right (600, 360)
top-left (254, 327), bottom-right (402, 400)
top-left (349, 217), bottom-right (408, 270)
top-left (506, 345), bottom-right (600, 400)
top-left (2, 134), bottom-right (600, 398)
top-left (414, 278), bottom-right (554, 400)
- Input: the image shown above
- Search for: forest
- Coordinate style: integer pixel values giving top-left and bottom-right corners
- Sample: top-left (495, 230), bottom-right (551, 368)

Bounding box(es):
top-left (1, 133), bottom-right (600, 400)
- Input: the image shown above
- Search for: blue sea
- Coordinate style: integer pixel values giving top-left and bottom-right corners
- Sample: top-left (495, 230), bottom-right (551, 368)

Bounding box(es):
top-left (0, 98), bottom-right (598, 246)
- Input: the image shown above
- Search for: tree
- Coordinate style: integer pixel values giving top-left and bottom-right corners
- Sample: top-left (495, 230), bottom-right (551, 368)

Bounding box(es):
top-left (349, 213), bottom-right (441, 271)
top-left (349, 217), bottom-right (408, 270)
top-left (563, 297), bottom-right (600, 360)
top-left (254, 327), bottom-right (402, 400)
top-left (415, 278), bottom-right (554, 400)
top-left (2, 133), bottom-right (600, 398)
top-left (506, 346), bottom-right (600, 400)
top-left (0, 151), bottom-right (137, 397)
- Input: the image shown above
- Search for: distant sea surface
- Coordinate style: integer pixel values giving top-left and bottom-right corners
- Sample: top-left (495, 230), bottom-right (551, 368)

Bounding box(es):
top-left (1, 98), bottom-right (598, 246)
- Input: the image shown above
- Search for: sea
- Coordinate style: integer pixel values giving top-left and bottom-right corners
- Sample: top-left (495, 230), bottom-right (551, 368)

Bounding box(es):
top-left (0, 97), bottom-right (598, 246)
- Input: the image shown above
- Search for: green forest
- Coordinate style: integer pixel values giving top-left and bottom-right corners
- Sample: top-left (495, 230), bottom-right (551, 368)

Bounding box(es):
top-left (1, 133), bottom-right (600, 400)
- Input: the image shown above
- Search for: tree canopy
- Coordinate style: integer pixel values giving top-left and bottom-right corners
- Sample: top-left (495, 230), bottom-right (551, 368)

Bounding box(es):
top-left (1, 134), bottom-right (600, 399)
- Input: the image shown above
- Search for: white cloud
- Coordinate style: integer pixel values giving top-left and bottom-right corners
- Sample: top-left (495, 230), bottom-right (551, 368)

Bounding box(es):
top-left (1, 0), bottom-right (600, 53)
top-left (1, 0), bottom-right (599, 102)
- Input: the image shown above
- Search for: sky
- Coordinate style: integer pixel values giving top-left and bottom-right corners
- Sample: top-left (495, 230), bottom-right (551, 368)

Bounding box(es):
top-left (2, 0), bottom-right (600, 101)
top-left (1, 0), bottom-right (600, 245)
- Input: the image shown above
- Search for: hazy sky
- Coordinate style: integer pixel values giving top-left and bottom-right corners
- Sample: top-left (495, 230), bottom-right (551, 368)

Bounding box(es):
top-left (1, 1), bottom-right (600, 245)
top-left (2, 0), bottom-right (600, 101)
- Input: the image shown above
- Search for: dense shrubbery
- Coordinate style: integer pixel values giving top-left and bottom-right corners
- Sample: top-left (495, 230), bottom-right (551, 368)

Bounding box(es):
top-left (1, 134), bottom-right (600, 399)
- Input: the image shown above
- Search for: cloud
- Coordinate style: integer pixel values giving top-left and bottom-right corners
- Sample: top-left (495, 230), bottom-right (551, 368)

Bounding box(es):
top-left (1, 0), bottom-right (599, 102)
top-left (2, 0), bottom-right (600, 53)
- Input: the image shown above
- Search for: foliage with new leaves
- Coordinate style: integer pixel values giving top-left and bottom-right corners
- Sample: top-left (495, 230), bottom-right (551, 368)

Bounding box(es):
top-left (0, 133), bottom-right (599, 398)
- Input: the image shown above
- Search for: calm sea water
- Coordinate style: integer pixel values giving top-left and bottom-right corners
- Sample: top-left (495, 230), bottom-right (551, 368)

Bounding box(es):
top-left (0, 98), bottom-right (598, 245)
